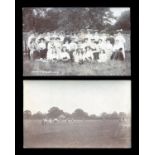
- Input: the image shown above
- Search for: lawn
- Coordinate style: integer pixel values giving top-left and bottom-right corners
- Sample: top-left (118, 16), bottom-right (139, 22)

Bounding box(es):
top-left (23, 52), bottom-right (131, 76)
top-left (24, 119), bottom-right (131, 148)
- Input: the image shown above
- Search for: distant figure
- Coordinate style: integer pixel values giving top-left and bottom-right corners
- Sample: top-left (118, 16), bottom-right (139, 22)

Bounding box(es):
top-left (41, 118), bottom-right (48, 127)
top-left (48, 118), bottom-right (53, 125)
top-left (53, 118), bottom-right (58, 123)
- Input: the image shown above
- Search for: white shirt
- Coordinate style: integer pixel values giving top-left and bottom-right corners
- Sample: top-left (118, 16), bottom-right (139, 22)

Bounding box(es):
top-left (60, 52), bottom-right (70, 60)
top-left (115, 35), bottom-right (126, 44)
top-left (69, 42), bottom-right (78, 51)
top-left (98, 52), bottom-right (108, 62)
top-left (37, 41), bottom-right (46, 50)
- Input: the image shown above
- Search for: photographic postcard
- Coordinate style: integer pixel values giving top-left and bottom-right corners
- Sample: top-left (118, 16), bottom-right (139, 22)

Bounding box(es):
top-left (23, 7), bottom-right (131, 76)
top-left (24, 80), bottom-right (131, 148)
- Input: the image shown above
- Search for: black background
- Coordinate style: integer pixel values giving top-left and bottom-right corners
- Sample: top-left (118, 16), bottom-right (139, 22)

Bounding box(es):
top-left (15, 0), bottom-right (139, 154)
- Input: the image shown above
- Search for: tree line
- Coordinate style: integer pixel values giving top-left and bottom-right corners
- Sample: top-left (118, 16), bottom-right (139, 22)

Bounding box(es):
top-left (23, 8), bottom-right (130, 33)
top-left (24, 106), bottom-right (129, 120)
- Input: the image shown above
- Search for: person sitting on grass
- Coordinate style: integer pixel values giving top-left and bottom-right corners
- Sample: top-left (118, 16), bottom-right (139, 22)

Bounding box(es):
top-left (73, 49), bottom-right (83, 64)
top-left (98, 49), bottom-right (108, 63)
top-left (60, 46), bottom-right (70, 62)
top-left (47, 47), bottom-right (59, 62)
top-left (84, 46), bottom-right (94, 62)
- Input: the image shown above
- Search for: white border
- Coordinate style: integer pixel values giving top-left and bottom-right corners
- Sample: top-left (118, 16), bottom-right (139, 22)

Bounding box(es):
top-left (1, 0), bottom-right (155, 154)
top-left (0, 0), bottom-right (15, 155)
top-left (140, 0), bottom-right (155, 155)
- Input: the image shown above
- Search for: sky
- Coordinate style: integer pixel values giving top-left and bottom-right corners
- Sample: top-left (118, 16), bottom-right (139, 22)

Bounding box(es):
top-left (110, 7), bottom-right (130, 17)
top-left (24, 80), bottom-right (131, 116)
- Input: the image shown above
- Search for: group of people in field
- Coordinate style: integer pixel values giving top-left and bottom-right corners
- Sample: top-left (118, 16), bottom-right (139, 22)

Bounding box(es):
top-left (24, 30), bottom-right (126, 64)
top-left (41, 118), bottom-right (74, 126)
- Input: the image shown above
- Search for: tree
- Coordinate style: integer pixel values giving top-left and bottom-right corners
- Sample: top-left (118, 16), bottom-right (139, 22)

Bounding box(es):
top-left (111, 111), bottom-right (119, 119)
top-left (47, 107), bottom-right (64, 119)
top-left (113, 10), bottom-right (130, 31)
top-left (89, 114), bottom-right (98, 120)
top-left (23, 7), bottom-right (116, 32)
top-left (72, 108), bottom-right (89, 120)
top-left (64, 112), bottom-right (71, 119)
top-left (119, 112), bottom-right (127, 120)
top-left (32, 111), bottom-right (44, 119)
top-left (24, 110), bottom-right (32, 119)
top-left (100, 112), bottom-right (108, 119)
top-left (23, 8), bottom-right (35, 32)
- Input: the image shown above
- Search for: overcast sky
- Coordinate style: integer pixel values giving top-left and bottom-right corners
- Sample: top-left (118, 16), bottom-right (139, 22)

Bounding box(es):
top-left (110, 7), bottom-right (130, 17)
top-left (24, 80), bottom-right (131, 116)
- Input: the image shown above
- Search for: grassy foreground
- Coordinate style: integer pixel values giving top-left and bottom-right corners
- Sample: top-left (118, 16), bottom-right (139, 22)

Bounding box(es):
top-left (23, 52), bottom-right (131, 76)
top-left (24, 119), bottom-right (131, 148)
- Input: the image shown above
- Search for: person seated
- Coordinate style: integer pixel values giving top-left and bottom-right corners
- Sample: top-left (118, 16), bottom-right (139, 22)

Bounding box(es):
top-left (98, 49), bottom-right (108, 63)
top-left (84, 46), bottom-right (94, 62)
top-left (60, 47), bottom-right (70, 62)
top-left (47, 47), bottom-right (59, 62)
top-left (73, 49), bottom-right (83, 64)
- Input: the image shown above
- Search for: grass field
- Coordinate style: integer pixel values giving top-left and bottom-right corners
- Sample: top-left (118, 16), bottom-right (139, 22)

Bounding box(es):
top-left (24, 119), bottom-right (131, 148)
top-left (23, 52), bottom-right (131, 76)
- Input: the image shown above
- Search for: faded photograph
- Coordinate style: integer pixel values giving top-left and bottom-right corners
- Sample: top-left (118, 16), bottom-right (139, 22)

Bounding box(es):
top-left (24, 80), bottom-right (131, 148)
top-left (23, 7), bottom-right (131, 76)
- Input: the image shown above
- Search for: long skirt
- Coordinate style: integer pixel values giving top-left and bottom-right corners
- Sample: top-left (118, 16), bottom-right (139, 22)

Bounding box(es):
top-left (40, 49), bottom-right (47, 59)
top-left (111, 51), bottom-right (125, 61)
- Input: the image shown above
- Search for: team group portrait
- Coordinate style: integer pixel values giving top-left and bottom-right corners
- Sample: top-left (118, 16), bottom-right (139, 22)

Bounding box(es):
top-left (23, 7), bottom-right (130, 76)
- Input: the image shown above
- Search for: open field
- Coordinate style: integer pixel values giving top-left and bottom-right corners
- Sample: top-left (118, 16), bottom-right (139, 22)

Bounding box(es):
top-left (23, 52), bottom-right (131, 76)
top-left (24, 119), bottom-right (131, 148)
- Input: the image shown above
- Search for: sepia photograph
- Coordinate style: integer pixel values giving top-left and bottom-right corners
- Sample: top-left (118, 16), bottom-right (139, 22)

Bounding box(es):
top-left (24, 80), bottom-right (131, 148)
top-left (23, 7), bottom-right (131, 76)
